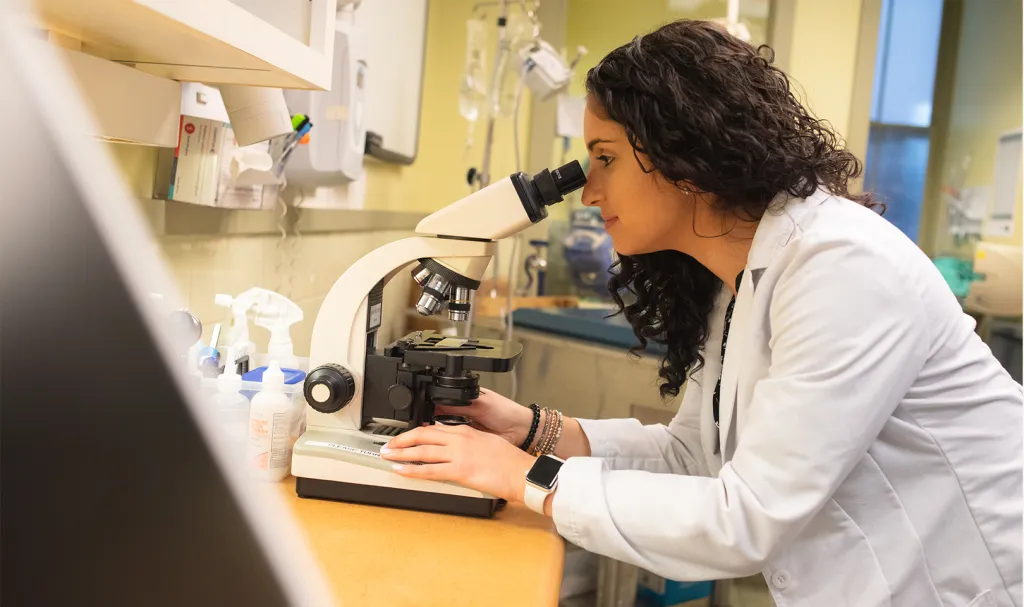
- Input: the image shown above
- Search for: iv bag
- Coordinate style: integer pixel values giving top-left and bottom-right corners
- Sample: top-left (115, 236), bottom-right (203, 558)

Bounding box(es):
top-left (459, 17), bottom-right (488, 122)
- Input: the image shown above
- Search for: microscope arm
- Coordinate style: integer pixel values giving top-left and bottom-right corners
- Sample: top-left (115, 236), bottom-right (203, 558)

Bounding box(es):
top-left (307, 236), bottom-right (496, 432)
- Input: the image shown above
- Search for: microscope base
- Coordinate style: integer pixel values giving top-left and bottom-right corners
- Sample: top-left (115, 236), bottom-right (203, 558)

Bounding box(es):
top-left (292, 428), bottom-right (501, 518)
top-left (295, 477), bottom-right (500, 518)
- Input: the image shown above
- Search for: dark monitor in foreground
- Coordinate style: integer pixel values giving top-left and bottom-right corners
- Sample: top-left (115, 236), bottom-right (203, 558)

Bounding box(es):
top-left (0, 6), bottom-right (332, 606)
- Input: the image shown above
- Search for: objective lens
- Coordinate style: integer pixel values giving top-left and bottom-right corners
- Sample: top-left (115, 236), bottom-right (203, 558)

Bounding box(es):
top-left (415, 274), bottom-right (451, 316)
top-left (448, 285), bottom-right (471, 322)
top-left (411, 264), bottom-right (432, 287)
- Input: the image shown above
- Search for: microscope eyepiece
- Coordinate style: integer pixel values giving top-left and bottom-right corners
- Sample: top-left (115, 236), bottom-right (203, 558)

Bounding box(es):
top-left (551, 160), bottom-right (588, 198)
top-left (519, 159), bottom-right (588, 219)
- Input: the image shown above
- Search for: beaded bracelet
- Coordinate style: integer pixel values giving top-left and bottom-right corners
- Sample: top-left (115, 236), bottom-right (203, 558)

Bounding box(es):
top-left (549, 410), bottom-right (564, 455)
top-left (519, 403), bottom-right (541, 451)
top-left (531, 408), bottom-right (552, 456)
top-left (538, 408), bottom-right (562, 456)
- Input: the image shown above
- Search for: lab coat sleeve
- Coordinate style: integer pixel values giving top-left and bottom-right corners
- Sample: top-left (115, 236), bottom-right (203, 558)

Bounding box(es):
top-left (551, 236), bottom-right (931, 580)
top-left (575, 379), bottom-right (709, 477)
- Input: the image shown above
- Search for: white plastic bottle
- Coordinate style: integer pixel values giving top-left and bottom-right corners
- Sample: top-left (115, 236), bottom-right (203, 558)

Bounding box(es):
top-left (214, 347), bottom-right (250, 458)
top-left (246, 361), bottom-right (292, 481)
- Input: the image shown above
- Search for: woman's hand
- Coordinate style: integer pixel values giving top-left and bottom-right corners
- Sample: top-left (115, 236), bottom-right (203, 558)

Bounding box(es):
top-left (434, 387), bottom-right (533, 447)
top-left (379, 424), bottom-right (536, 503)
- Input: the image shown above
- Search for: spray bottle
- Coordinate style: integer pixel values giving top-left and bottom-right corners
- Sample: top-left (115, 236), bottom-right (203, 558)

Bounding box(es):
top-left (246, 360), bottom-right (292, 481)
top-left (214, 291), bottom-right (258, 372)
top-left (254, 298), bottom-right (303, 370)
top-left (216, 288), bottom-right (303, 370)
top-left (214, 347), bottom-right (250, 456)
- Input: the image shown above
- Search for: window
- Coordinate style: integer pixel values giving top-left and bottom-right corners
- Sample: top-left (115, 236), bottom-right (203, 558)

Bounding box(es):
top-left (864, 0), bottom-right (944, 242)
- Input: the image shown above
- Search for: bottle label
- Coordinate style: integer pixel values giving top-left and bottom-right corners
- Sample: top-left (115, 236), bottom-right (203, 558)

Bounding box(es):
top-left (269, 412), bottom-right (290, 469)
top-left (248, 411), bottom-right (291, 470)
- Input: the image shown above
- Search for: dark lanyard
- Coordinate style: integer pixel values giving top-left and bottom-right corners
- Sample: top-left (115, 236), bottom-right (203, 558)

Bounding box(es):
top-left (713, 271), bottom-right (744, 428)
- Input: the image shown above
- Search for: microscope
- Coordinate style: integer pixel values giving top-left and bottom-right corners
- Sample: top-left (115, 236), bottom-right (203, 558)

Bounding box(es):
top-left (291, 161), bottom-right (587, 517)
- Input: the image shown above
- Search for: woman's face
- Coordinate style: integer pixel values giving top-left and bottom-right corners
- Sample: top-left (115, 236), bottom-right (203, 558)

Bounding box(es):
top-left (581, 100), bottom-right (695, 256)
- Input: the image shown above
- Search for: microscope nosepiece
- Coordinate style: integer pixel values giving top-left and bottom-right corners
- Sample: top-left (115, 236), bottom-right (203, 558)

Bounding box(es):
top-left (416, 274), bottom-right (451, 316)
top-left (448, 286), bottom-right (471, 322)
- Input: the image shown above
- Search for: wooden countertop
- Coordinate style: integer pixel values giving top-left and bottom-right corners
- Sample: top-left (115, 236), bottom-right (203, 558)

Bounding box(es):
top-left (277, 479), bottom-right (565, 607)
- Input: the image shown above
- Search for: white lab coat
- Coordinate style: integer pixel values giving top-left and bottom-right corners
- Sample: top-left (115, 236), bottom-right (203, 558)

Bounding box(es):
top-left (552, 188), bottom-right (1023, 607)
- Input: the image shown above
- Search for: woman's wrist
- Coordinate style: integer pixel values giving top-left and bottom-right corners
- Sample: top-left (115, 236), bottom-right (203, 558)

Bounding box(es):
top-left (515, 404), bottom-right (541, 449)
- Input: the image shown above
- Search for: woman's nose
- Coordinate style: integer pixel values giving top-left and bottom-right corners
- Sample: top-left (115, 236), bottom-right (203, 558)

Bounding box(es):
top-left (581, 182), bottom-right (599, 207)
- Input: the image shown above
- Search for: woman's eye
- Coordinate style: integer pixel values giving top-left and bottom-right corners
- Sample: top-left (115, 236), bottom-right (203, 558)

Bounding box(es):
top-left (597, 155), bottom-right (614, 167)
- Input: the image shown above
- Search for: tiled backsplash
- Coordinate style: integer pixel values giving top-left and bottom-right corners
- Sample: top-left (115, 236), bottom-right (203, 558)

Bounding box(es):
top-left (156, 230), bottom-right (415, 358)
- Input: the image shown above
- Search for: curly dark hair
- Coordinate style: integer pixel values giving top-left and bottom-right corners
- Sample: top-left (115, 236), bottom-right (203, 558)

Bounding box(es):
top-left (588, 20), bottom-right (877, 399)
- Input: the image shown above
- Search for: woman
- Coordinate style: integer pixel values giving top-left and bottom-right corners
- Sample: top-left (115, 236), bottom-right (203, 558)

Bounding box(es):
top-left (382, 20), bottom-right (1023, 606)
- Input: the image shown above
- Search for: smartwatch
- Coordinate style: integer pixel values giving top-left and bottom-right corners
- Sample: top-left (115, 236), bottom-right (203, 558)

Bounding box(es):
top-left (524, 454), bottom-right (564, 514)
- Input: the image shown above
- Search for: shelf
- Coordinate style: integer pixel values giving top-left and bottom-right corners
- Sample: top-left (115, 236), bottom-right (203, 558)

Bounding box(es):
top-left (33, 0), bottom-right (336, 90)
top-left (140, 199), bottom-right (426, 237)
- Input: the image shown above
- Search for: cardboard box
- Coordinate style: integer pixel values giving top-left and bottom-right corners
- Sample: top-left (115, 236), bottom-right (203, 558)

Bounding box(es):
top-left (155, 115), bottom-right (272, 209)
top-left (154, 116), bottom-right (228, 206)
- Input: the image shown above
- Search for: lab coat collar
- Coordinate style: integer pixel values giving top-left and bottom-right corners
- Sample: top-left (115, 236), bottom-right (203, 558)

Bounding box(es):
top-left (746, 187), bottom-right (836, 279)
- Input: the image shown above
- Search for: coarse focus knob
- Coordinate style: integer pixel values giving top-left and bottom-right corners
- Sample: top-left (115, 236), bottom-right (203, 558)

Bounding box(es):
top-left (387, 384), bottom-right (414, 411)
top-left (304, 364), bottom-right (355, 413)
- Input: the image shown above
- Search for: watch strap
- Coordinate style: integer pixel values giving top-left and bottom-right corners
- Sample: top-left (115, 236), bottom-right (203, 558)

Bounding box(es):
top-left (524, 482), bottom-right (549, 514)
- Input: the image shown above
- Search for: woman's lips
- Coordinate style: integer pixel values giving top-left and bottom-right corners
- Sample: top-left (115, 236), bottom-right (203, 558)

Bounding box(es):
top-left (604, 217), bottom-right (619, 229)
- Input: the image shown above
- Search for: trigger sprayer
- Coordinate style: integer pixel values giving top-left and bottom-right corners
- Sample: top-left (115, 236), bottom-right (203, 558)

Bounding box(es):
top-left (215, 288), bottom-right (302, 368)
top-left (215, 291), bottom-right (257, 363)
top-left (255, 298), bottom-right (303, 369)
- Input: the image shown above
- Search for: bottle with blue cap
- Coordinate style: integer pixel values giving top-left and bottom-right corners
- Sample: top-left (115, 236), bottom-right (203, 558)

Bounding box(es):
top-left (246, 360), bottom-right (292, 481)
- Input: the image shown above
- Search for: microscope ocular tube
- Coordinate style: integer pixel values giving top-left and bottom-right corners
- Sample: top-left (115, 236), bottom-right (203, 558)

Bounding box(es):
top-left (448, 286), bottom-right (471, 322)
top-left (416, 274), bottom-right (451, 316)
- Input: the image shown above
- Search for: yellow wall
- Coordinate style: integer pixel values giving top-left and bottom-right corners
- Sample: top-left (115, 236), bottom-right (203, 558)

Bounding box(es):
top-left (786, 0), bottom-right (866, 147)
top-left (927, 0), bottom-right (1023, 255)
top-left (362, 0), bottom-right (532, 213)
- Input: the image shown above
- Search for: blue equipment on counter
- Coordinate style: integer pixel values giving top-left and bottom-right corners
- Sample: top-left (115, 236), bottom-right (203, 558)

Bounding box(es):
top-left (562, 207), bottom-right (616, 299)
top-left (241, 365), bottom-right (307, 400)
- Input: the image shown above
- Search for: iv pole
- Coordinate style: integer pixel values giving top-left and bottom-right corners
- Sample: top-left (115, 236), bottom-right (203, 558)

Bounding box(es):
top-left (463, 0), bottom-right (512, 339)
top-left (461, 0), bottom-right (540, 340)
top-left (477, 0), bottom-right (511, 191)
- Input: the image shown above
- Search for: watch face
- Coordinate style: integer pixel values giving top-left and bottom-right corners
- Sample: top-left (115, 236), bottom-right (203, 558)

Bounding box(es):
top-left (527, 455), bottom-right (563, 490)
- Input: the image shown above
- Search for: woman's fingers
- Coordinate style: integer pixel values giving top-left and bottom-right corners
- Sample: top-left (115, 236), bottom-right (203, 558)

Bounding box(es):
top-left (383, 426), bottom-right (451, 449)
top-left (391, 462), bottom-right (454, 481)
top-left (380, 444), bottom-right (451, 463)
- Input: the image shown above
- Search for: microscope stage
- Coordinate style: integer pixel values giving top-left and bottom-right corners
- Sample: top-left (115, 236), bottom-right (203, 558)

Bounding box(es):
top-left (387, 331), bottom-right (523, 373)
